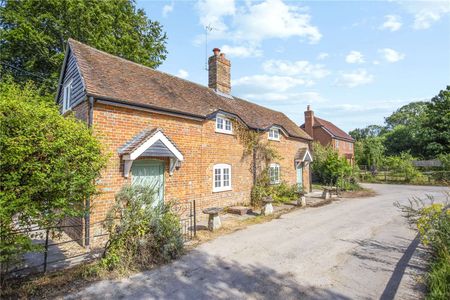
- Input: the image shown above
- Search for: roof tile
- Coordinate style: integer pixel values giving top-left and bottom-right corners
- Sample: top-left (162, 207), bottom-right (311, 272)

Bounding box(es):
top-left (68, 39), bottom-right (311, 140)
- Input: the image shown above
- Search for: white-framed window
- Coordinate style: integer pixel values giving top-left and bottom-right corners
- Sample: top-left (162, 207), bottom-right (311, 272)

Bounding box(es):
top-left (335, 140), bottom-right (340, 149)
top-left (215, 115), bottom-right (233, 134)
top-left (62, 79), bottom-right (73, 113)
top-left (269, 163), bottom-right (280, 184)
top-left (213, 164), bottom-right (232, 192)
top-left (268, 127), bottom-right (280, 141)
top-left (349, 143), bottom-right (353, 150)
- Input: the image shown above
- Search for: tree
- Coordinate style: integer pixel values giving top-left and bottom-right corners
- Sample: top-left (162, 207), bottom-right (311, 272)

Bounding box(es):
top-left (385, 101), bottom-right (428, 129)
top-left (0, 0), bottom-right (167, 92)
top-left (383, 125), bottom-right (423, 157)
top-left (349, 125), bottom-right (385, 141)
top-left (0, 78), bottom-right (105, 266)
top-left (420, 86), bottom-right (450, 158)
top-left (354, 137), bottom-right (385, 168)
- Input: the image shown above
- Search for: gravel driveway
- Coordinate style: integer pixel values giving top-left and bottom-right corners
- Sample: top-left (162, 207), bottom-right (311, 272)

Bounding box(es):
top-left (68, 184), bottom-right (449, 300)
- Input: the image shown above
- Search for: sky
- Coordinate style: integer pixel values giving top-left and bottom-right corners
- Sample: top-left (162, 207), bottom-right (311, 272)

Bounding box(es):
top-left (137, 0), bottom-right (450, 132)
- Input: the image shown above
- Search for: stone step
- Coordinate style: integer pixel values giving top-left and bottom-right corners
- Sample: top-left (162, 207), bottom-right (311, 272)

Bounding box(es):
top-left (227, 206), bottom-right (251, 216)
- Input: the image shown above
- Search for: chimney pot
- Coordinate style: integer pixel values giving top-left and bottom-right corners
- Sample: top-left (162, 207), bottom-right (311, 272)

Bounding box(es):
top-left (307, 104), bottom-right (311, 111)
top-left (213, 48), bottom-right (221, 56)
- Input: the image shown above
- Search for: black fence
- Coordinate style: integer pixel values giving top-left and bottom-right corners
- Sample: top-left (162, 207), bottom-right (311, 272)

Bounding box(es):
top-left (1, 200), bottom-right (197, 279)
top-left (171, 200), bottom-right (197, 242)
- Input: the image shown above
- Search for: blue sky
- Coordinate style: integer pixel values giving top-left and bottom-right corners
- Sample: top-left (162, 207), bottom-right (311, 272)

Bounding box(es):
top-left (137, 0), bottom-right (450, 132)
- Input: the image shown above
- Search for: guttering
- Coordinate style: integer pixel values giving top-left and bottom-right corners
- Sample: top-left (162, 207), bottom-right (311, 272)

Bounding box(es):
top-left (89, 94), bottom-right (205, 122)
top-left (84, 96), bottom-right (95, 248)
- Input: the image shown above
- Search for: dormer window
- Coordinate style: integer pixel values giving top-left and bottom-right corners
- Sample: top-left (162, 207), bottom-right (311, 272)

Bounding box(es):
top-left (268, 127), bottom-right (280, 141)
top-left (216, 115), bottom-right (233, 134)
top-left (62, 79), bottom-right (73, 113)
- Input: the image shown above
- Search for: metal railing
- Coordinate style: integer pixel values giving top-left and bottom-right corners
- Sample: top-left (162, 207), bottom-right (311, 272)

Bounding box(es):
top-left (1, 200), bottom-right (197, 279)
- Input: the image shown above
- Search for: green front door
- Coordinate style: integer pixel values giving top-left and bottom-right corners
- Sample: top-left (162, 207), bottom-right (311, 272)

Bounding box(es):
top-left (296, 163), bottom-right (303, 192)
top-left (131, 160), bottom-right (165, 206)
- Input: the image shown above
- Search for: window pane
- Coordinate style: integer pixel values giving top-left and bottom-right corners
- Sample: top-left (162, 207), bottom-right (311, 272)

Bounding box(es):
top-left (216, 117), bottom-right (223, 129)
top-left (225, 119), bottom-right (231, 131)
top-left (214, 169), bottom-right (221, 187)
top-left (223, 168), bottom-right (230, 187)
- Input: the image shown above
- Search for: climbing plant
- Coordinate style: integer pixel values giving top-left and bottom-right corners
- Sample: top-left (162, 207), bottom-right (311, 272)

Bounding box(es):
top-left (232, 120), bottom-right (292, 206)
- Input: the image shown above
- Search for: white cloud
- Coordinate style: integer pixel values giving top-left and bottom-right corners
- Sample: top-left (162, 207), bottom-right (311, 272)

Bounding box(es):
top-left (262, 59), bottom-right (330, 78)
top-left (379, 15), bottom-right (402, 31)
top-left (345, 51), bottom-right (365, 64)
top-left (242, 91), bottom-right (326, 103)
top-left (232, 75), bottom-right (311, 92)
top-left (195, 0), bottom-right (321, 51)
top-left (221, 44), bottom-right (262, 57)
top-left (373, 60), bottom-right (380, 65)
top-left (162, 2), bottom-right (174, 17)
top-left (398, 1), bottom-right (450, 30)
top-left (197, 0), bottom-right (236, 34)
top-left (233, 0), bottom-right (322, 44)
top-left (336, 69), bottom-right (374, 88)
top-left (176, 69), bottom-right (189, 79)
top-left (317, 52), bottom-right (329, 60)
top-left (379, 48), bottom-right (405, 62)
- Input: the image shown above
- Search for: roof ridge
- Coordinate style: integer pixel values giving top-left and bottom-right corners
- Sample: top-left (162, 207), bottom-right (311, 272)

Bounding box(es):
top-left (69, 38), bottom-right (226, 99)
top-left (66, 39), bottom-right (312, 140)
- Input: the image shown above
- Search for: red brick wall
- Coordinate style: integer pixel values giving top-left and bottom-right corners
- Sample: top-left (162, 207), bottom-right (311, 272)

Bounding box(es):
top-left (88, 102), bottom-right (311, 245)
top-left (332, 139), bottom-right (355, 164)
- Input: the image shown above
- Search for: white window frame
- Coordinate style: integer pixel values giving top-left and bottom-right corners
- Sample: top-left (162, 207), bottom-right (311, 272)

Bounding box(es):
top-left (62, 79), bottom-right (73, 113)
top-left (213, 164), bottom-right (232, 192)
top-left (268, 127), bottom-right (280, 141)
top-left (349, 143), bottom-right (353, 150)
top-left (215, 115), bottom-right (233, 134)
top-left (269, 163), bottom-right (281, 184)
top-left (335, 139), bottom-right (340, 149)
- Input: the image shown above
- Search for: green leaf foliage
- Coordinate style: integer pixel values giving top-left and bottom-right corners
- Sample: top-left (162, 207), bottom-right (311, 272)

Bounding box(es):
top-left (0, 78), bottom-right (105, 265)
top-left (311, 142), bottom-right (354, 187)
top-left (102, 185), bottom-right (184, 272)
top-left (350, 86), bottom-right (450, 160)
top-left (0, 0), bottom-right (168, 92)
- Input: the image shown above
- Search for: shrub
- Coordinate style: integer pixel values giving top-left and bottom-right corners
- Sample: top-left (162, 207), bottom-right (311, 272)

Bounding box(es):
top-left (383, 152), bottom-right (424, 183)
top-left (0, 78), bottom-right (105, 272)
top-left (251, 169), bottom-right (300, 206)
top-left (311, 142), bottom-right (354, 189)
top-left (102, 185), bottom-right (184, 272)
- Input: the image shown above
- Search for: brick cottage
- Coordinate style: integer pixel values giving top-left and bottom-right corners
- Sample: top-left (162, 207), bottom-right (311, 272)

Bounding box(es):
top-left (56, 39), bottom-right (313, 246)
top-left (301, 105), bottom-right (355, 164)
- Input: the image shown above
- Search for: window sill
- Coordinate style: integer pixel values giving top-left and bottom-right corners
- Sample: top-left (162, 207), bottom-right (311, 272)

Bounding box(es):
top-left (215, 129), bottom-right (233, 135)
top-left (268, 138), bottom-right (280, 142)
top-left (213, 187), bottom-right (232, 193)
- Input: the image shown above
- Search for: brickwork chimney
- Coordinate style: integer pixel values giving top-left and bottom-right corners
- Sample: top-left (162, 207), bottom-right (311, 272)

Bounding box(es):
top-left (304, 105), bottom-right (314, 138)
top-left (208, 48), bottom-right (231, 94)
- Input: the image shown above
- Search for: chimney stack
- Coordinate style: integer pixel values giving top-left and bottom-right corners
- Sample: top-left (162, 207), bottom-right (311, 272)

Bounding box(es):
top-left (208, 48), bottom-right (231, 94)
top-left (304, 105), bottom-right (314, 138)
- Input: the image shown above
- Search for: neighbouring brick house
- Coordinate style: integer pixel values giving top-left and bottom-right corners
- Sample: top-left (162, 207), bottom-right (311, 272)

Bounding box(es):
top-left (301, 105), bottom-right (355, 164)
top-left (56, 39), bottom-right (313, 246)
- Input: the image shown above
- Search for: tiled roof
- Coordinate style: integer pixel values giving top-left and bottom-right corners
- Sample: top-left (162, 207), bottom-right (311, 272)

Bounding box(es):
top-left (118, 128), bottom-right (182, 156)
top-left (295, 148), bottom-right (312, 161)
top-left (301, 116), bottom-right (354, 142)
top-left (68, 39), bottom-right (311, 141)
